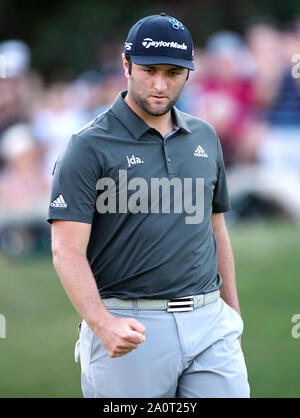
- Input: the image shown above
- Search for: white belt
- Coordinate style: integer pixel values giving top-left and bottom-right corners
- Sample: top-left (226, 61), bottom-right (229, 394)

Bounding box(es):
top-left (102, 290), bottom-right (220, 313)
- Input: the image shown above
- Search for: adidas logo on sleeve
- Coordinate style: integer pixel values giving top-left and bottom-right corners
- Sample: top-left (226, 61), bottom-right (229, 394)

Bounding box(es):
top-left (50, 194), bottom-right (68, 208)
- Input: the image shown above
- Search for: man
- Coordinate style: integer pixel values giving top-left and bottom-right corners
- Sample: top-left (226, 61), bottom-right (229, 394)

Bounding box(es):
top-left (48, 13), bottom-right (250, 398)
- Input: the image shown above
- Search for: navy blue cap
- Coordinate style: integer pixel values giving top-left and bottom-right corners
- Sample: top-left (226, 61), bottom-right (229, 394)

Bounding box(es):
top-left (124, 13), bottom-right (194, 70)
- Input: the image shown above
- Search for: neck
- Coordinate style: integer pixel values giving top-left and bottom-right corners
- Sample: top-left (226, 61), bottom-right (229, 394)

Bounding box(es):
top-left (125, 91), bottom-right (174, 138)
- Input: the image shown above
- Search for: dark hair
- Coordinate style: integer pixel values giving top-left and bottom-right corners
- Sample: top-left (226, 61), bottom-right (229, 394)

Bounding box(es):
top-left (125, 53), bottom-right (132, 75)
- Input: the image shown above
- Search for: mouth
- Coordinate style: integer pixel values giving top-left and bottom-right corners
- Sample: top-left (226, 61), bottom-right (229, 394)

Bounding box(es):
top-left (150, 95), bottom-right (168, 101)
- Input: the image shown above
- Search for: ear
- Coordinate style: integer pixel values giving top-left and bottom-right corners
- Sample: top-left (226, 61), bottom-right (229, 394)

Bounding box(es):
top-left (122, 53), bottom-right (130, 79)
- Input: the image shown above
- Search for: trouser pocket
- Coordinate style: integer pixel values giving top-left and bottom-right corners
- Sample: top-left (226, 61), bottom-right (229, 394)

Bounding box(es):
top-left (74, 321), bottom-right (82, 363)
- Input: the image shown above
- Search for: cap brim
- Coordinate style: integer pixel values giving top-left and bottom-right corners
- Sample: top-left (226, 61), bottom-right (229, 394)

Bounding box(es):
top-left (130, 55), bottom-right (194, 70)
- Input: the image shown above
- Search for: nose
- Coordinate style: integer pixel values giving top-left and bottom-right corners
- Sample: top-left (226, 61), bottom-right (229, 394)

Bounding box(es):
top-left (153, 73), bottom-right (168, 92)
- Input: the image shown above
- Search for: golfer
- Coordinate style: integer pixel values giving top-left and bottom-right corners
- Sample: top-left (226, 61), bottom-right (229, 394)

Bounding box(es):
top-left (48, 13), bottom-right (250, 398)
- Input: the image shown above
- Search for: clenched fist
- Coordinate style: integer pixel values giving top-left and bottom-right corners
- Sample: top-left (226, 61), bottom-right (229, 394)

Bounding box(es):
top-left (96, 314), bottom-right (146, 358)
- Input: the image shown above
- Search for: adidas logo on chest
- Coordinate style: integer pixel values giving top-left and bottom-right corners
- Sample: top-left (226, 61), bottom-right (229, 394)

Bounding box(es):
top-left (194, 145), bottom-right (208, 158)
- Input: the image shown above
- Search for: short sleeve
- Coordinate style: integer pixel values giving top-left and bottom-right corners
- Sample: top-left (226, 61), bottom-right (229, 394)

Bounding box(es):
top-left (212, 136), bottom-right (231, 213)
top-left (47, 134), bottom-right (101, 224)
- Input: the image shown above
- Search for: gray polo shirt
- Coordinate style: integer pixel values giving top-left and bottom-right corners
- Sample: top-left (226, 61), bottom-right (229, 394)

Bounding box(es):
top-left (48, 90), bottom-right (231, 299)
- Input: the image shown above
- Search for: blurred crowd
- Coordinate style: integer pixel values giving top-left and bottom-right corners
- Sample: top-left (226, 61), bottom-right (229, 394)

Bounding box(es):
top-left (0, 19), bottom-right (300, 256)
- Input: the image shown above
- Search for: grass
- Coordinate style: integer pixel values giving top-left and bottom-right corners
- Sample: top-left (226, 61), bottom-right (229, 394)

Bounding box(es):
top-left (229, 220), bottom-right (300, 398)
top-left (0, 255), bottom-right (82, 397)
top-left (0, 219), bottom-right (300, 397)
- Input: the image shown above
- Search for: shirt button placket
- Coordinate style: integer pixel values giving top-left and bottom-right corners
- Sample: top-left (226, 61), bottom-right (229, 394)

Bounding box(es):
top-left (164, 143), bottom-right (176, 177)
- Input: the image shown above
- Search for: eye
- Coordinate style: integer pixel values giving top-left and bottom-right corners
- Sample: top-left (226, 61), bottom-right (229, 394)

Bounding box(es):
top-left (170, 70), bottom-right (182, 76)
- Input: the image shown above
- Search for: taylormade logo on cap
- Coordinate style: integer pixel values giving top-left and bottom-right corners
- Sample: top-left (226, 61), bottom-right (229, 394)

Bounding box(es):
top-left (142, 38), bottom-right (187, 50)
top-left (124, 13), bottom-right (195, 70)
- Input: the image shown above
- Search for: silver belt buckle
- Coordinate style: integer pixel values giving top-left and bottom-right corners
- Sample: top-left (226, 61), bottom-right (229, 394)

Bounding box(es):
top-left (167, 295), bottom-right (194, 312)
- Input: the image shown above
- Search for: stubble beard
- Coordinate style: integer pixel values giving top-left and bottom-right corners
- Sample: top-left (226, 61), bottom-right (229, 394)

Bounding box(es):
top-left (129, 78), bottom-right (184, 117)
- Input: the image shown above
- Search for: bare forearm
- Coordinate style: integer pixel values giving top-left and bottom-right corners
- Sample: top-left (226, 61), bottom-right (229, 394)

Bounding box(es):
top-left (53, 252), bottom-right (110, 332)
top-left (51, 220), bottom-right (146, 358)
top-left (216, 233), bottom-right (240, 315)
top-left (212, 214), bottom-right (240, 315)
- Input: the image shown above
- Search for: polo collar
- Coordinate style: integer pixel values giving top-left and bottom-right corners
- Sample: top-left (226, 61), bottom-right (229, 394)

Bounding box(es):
top-left (172, 106), bottom-right (192, 134)
top-left (110, 90), bottom-right (192, 139)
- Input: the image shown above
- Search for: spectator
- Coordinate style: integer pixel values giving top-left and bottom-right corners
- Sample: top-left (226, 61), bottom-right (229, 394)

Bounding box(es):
top-left (0, 124), bottom-right (50, 256)
top-left (225, 21), bottom-right (300, 222)
top-left (181, 31), bottom-right (257, 167)
top-left (32, 82), bottom-right (89, 183)
top-left (0, 40), bottom-right (43, 169)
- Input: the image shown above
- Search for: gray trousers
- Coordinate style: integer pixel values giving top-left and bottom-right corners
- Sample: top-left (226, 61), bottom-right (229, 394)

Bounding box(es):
top-left (78, 297), bottom-right (250, 398)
